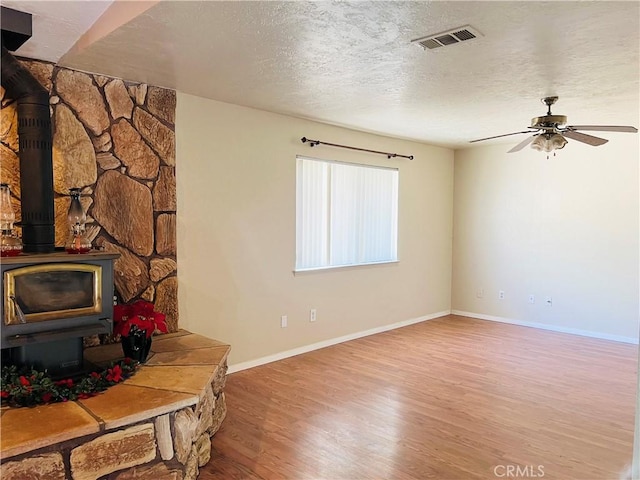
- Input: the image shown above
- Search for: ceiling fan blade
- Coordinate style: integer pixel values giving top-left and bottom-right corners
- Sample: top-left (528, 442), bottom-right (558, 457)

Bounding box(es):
top-left (562, 130), bottom-right (608, 146)
top-left (507, 135), bottom-right (536, 153)
top-left (566, 125), bottom-right (638, 133)
top-left (469, 130), bottom-right (534, 143)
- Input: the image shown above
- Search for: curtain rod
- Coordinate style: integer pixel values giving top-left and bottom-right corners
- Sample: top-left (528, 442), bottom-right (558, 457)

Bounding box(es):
top-left (301, 137), bottom-right (414, 160)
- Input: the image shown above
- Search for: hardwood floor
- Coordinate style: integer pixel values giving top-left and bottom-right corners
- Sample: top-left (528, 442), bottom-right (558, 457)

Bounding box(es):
top-left (201, 315), bottom-right (637, 480)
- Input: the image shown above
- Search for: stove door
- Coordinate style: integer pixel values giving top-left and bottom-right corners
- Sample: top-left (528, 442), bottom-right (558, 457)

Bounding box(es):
top-left (4, 263), bottom-right (102, 325)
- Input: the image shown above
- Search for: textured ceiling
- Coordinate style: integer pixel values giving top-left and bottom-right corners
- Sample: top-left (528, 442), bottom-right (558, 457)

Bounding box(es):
top-left (5, 1), bottom-right (640, 149)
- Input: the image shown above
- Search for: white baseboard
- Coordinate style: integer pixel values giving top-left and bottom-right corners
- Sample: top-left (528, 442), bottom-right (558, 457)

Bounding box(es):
top-left (451, 310), bottom-right (639, 345)
top-left (227, 310), bottom-right (451, 374)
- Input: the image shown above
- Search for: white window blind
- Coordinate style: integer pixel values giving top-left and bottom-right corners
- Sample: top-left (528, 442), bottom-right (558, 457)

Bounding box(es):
top-left (296, 156), bottom-right (398, 271)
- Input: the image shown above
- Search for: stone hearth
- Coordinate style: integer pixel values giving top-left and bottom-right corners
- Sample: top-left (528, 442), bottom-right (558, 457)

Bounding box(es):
top-left (0, 331), bottom-right (229, 479)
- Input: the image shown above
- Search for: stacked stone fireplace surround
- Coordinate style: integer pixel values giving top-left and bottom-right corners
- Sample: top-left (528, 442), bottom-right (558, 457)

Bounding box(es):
top-left (0, 59), bottom-right (229, 478)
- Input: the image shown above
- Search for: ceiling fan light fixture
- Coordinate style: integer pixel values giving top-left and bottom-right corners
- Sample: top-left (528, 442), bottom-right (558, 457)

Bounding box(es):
top-left (530, 133), bottom-right (567, 153)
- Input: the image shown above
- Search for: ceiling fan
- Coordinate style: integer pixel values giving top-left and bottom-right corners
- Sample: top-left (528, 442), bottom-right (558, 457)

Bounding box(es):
top-left (470, 96), bottom-right (638, 154)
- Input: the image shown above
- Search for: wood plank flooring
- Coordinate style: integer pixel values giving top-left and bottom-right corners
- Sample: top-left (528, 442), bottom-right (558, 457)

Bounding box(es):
top-left (201, 315), bottom-right (637, 480)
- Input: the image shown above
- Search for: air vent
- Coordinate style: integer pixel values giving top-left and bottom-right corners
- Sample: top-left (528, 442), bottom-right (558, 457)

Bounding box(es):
top-left (412, 25), bottom-right (482, 50)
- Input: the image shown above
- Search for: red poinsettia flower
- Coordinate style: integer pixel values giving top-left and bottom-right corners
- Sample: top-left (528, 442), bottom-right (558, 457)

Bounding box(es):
top-left (42, 392), bottom-right (52, 403)
top-left (54, 378), bottom-right (73, 388)
top-left (132, 300), bottom-right (155, 317)
top-left (106, 364), bottom-right (123, 383)
top-left (19, 376), bottom-right (30, 386)
top-left (0, 390), bottom-right (9, 398)
top-left (113, 300), bottom-right (168, 339)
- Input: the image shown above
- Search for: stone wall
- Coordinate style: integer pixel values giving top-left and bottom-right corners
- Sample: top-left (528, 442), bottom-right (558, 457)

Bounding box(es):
top-left (0, 58), bottom-right (178, 331)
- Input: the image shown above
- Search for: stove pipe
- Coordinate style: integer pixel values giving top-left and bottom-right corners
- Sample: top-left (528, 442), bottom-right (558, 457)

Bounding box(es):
top-left (1, 44), bottom-right (55, 253)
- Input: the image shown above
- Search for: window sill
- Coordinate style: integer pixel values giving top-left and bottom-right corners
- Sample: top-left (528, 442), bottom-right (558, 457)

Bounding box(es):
top-left (293, 260), bottom-right (399, 275)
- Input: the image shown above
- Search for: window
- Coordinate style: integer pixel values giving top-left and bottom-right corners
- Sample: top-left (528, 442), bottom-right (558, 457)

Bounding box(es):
top-left (296, 156), bottom-right (399, 271)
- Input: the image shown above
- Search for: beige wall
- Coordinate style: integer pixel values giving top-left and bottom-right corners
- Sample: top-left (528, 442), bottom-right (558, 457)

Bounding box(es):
top-left (452, 138), bottom-right (639, 340)
top-left (176, 94), bottom-right (454, 366)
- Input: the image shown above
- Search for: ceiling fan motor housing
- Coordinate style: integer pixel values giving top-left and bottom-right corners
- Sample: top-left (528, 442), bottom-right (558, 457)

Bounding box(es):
top-left (531, 115), bottom-right (567, 129)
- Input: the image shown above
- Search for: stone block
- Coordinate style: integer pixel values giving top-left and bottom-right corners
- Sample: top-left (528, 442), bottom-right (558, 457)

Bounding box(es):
top-left (133, 107), bottom-right (175, 166)
top-left (128, 84), bottom-right (148, 106)
top-left (212, 361), bottom-right (228, 395)
top-left (93, 170), bottom-right (154, 256)
top-left (141, 284), bottom-right (156, 302)
top-left (97, 152), bottom-right (122, 170)
top-left (156, 213), bottom-right (176, 256)
top-left (209, 392), bottom-right (227, 436)
top-left (184, 445), bottom-right (199, 480)
top-left (153, 166), bottom-right (176, 211)
top-left (52, 103), bottom-right (97, 194)
top-left (114, 462), bottom-right (183, 480)
top-left (155, 414), bottom-right (174, 461)
top-left (105, 79), bottom-right (134, 120)
top-left (92, 131), bottom-right (113, 152)
top-left (70, 423), bottom-right (156, 480)
top-left (147, 87), bottom-right (176, 125)
top-left (173, 407), bottom-right (197, 464)
top-left (195, 433), bottom-right (212, 467)
top-left (98, 238), bottom-right (150, 302)
top-left (56, 68), bottom-right (109, 136)
top-left (150, 257), bottom-right (177, 282)
top-left (195, 384), bottom-right (214, 437)
top-left (0, 143), bottom-right (21, 197)
top-left (0, 102), bottom-right (18, 151)
top-left (112, 118), bottom-right (160, 180)
top-left (95, 75), bottom-right (110, 88)
top-left (155, 276), bottom-right (179, 332)
top-left (0, 452), bottom-right (66, 480)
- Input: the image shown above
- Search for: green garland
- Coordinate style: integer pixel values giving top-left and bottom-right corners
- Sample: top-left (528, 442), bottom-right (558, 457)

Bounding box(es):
top-left (1, 358), bottom-right (139, 408)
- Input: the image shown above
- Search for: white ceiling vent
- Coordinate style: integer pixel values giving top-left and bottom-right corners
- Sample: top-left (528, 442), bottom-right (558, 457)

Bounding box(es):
top-left (412, 25), bottom-right (483, 50)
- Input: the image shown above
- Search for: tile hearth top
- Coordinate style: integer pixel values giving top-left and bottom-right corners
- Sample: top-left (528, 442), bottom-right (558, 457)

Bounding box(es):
top-left (0, 331), bottom-right (230, 460)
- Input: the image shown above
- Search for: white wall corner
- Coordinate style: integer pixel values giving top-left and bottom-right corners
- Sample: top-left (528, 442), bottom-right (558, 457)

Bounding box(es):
top-left (451, 310), bottom-right (639, 345)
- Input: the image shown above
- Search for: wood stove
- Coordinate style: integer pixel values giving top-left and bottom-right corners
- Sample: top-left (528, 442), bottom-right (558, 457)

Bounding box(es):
top-left (1, 9), bottom-right (120, 377)
top-left (1, 251), bottom-right (118, 377)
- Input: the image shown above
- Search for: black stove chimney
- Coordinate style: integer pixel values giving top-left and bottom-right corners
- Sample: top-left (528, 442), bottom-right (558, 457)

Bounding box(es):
top-left (1, 7), bottom-right (55, 253)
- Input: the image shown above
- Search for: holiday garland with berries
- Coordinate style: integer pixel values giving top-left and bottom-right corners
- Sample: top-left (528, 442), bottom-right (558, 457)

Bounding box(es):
top-left (0, 358), bottom-right (139, 408)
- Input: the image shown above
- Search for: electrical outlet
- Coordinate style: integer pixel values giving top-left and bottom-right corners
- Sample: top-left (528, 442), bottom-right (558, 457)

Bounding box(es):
top-left (281, 315), bottom-right (288, 328)
top-left (528, 294), bottom-right (535, 304)
top-left (310, 309), bottom-right (317, 322)
top-left (545, 296), bottom-right (553, 306)
top-left (498, 290), bottom-right (505, 300)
